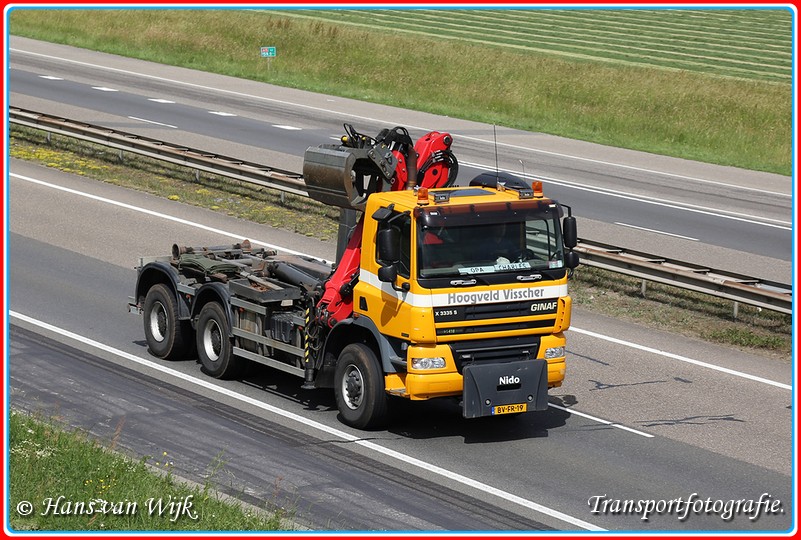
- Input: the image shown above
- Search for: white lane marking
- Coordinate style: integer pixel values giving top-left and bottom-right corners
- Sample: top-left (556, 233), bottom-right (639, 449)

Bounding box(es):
top-left (461, 160), bottom-right (792, 230)
top-left (459, 140), bottom-right (792, 199)
top-left (548, 403), bottom-right (654, 438)
top-left (91, 86), bottom-right (118, 92)
top-left (8, 311), bottom-right (604, 532)
top-left (128, 116), bottom-right (177, 129)
top-left (12, 171), bottom-right (789, 393)
top-left (9, 173), bottom-right (331, 264)
top-left (570, 327), bottom-right (792, 391)
top-left (272, 124), bottom-right (302, 131)
top-left (614, 222), bottom-right (700, 241)
top-left (148, 98), bottom-right (175, 104)
top-left (209, 111), bottom-right (237, 117)
top-left (11, 47), bottom-right (789, 199)
top-left (38, 75), bottom-right (63, 80)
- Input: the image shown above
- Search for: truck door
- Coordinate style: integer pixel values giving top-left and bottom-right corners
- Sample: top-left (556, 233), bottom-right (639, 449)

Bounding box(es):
top-left (355, 209), bottom-right (414, 341)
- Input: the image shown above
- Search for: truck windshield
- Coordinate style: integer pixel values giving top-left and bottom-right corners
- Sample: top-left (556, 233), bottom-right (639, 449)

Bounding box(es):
top-left (416, 202), bottom-right (565, 281)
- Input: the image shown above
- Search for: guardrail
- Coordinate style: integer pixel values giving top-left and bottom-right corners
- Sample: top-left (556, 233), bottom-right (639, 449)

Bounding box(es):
top-left (9, 107), bottom-right (793, 315)
top-left (9, 107), bottom-right (309, 197)
top-left (574, 240), bottom-right (791, 315)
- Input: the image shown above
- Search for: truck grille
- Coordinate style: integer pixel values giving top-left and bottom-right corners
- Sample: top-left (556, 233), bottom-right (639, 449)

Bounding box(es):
top-left (433, 299), bottom-right (558, 323)
top-left (436, 318), bottom-right (555, 336)
top-left (449, 336), bottom-right (541, 374)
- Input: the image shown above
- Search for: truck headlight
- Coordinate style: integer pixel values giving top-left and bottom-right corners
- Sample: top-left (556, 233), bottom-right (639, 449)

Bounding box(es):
top-left (544, 346), bottom-right (565, 359)
top-left (411, 357), bottom-right (446, 370)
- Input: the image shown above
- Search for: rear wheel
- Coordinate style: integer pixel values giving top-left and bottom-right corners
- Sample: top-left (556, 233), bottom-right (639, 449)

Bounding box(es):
top-left (334, 343), bottom-right (388, 429)
top-left (196, 302), bottom-right (240, 379)
top-left (143, 284), bottom-right (192, 360)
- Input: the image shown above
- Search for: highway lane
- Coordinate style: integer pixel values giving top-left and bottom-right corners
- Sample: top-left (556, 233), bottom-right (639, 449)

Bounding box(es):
top-left (7, 160), bottom-right (793, 532)
top-left (9, 325), bottom-right (558, 531)
top-left (8, 36), bottom-right (793, 282)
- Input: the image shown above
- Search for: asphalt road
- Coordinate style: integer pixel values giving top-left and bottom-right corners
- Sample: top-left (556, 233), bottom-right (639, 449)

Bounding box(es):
top-left (7, 160), bottom-right (794, 532)
top-left (9, 325), bottom-right (560, 531)
top-left (8, 36), bottom-right (793, 283)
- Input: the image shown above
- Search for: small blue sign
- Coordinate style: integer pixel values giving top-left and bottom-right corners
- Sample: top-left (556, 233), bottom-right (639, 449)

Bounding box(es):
top-left (260, 46), bottom-right (277, 58)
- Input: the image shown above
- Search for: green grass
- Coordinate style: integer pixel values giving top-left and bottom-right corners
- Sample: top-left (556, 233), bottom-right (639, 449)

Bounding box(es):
top-left (8, 410), bottom-right (288, 531)
top-left (279, 9), bottom-right (791, 81)
top-left (7, 8), bottom-right (792, 175)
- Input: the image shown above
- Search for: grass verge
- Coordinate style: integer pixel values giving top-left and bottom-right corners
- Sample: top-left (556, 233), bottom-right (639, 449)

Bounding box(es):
top-left (10, 127), bottom-right (340, 242)
top-left (8, 410), bottom-right (288, 531)
top-left (8, 8), bottom-right (792, 175)
top-left (9, 126), bottom-right (792, 359)
top-left (572, 266), bottom-right (791, 358)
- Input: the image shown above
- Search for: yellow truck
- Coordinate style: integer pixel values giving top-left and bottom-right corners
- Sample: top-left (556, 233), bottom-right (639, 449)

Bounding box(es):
top-left (129, 124), bottom-right (579, 429)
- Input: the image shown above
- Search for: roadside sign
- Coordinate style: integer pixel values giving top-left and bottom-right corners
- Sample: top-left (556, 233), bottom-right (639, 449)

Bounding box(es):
top-left (260, 46), bottom-right (277, 58)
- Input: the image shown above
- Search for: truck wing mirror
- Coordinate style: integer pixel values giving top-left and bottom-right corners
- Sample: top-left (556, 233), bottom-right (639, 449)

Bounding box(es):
top-left (562, 216), bottom-right (577, 249)
top-left (564, 251), bottom-right (580, 269)
top-left (377, 264), bottom-right (398, 283)
top-left (377, 227), bottom-right (400, 264)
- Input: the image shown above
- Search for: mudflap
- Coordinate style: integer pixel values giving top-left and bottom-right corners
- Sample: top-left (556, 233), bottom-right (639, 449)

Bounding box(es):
top-left (462, 359), bottom-right (549, 419)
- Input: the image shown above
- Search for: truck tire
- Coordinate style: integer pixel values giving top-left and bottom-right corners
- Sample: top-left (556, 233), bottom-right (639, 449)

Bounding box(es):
top-left (196, 302), bottom-right (240, 379)
top-left (334, 343), bottom-right (388, 429)
top-left (143, 283), bottom-right (192, 360)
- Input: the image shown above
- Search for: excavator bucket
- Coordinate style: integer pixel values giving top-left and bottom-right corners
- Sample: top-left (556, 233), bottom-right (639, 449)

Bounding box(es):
top-left (302, 144), bottom-right (397, 211)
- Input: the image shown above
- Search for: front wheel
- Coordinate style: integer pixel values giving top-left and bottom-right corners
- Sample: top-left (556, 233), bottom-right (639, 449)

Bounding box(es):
top-left (334, 343), bottom-right (388, 429)
top-left (143, 284), bottom-right (192, 360)
top-left (195, 302), bottom-right (240, 379)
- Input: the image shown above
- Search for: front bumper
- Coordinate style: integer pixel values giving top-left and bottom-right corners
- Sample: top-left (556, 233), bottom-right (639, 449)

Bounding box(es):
top-left (462, 359), bottom-right (549, 418)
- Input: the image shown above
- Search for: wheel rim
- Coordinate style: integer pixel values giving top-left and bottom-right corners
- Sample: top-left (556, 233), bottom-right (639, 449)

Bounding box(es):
top-left (202, 318), bottom-right (223, 363)
top-left (148, 301), bottom-right (168, 343)
top-left (341, 364), bottom-right (364, 410)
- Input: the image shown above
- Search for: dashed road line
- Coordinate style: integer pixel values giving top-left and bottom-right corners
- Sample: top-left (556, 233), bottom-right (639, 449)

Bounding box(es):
top-left (614, 222), bottom-right (700, 241)
top-left (127, 116), bottom-right (177, 129)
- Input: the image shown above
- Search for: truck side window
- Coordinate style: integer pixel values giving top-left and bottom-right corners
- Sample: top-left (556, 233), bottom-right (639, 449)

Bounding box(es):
top-left (376, 211), bottom-right (411, 279)
top-left (395, 214), bottom-right (411, 278)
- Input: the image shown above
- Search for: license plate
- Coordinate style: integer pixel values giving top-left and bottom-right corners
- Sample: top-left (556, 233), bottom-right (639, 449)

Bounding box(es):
top-left (492, 403), bottom-right (526, 415)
